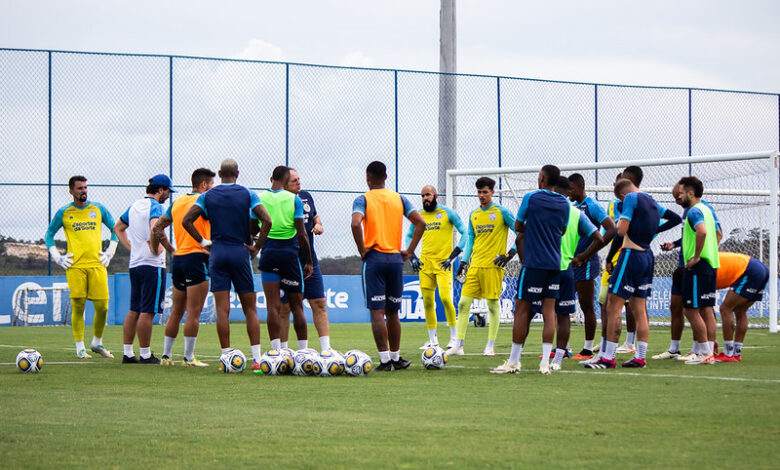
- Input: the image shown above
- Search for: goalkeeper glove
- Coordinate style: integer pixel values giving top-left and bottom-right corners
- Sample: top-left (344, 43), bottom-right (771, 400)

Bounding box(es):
top-left (493, 249), bottom-right (517, 268)
top-left (49, 246), bottom-right (73, 270)
top-left (455, 262), bottom-right (468, 284)
top-left (99, 240), bottom-right (118, 268)
top-left (439, 247), bottom-right (462, 271)
top-left (409, 254), bottom-right (423, 273)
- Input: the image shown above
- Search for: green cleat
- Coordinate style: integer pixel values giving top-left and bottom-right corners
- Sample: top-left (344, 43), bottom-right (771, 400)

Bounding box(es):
top-left (181, 357), bottom-right (208, 367)
top-left (76, 349), bottom-right (92, 359)
top-left (160, 355), bottom-right (175, 366)
top-left (91, 345), bottom-right (114, 359)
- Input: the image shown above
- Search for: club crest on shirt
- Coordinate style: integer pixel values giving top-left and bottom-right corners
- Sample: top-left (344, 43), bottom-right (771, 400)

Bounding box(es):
top-left (489, 213), bottom-right (497, 221)
top-left (436, 212), bottom-right (443, 219)
top-left (89, 211), bottom-right (97, 219)
top-left (303, 203), bottom-right (311, 213)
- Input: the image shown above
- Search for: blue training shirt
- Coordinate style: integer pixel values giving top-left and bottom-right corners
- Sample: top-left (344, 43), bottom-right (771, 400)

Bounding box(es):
top-left (516, 189), bottom-right (570, 270)
top-left (194, 183), bottom-right (261, 246)
top-left (574, 196), bottom-right (607, 257)
top-left (297, 190), bottom-right (319, 264)
top-left (619, 192), bottom-right (661, 250)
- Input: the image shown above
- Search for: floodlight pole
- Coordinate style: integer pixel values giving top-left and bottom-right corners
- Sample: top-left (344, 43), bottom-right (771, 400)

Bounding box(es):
top-left (439, 0), bottom-right (456, 205)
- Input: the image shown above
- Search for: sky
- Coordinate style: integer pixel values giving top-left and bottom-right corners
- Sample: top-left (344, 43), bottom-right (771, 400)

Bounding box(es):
top-left (1, 0), bottom-right (779, 93)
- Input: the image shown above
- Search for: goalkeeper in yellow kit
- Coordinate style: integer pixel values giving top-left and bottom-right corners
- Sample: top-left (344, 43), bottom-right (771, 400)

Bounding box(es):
top-left (45, 176), bottom-right (119, 359)
top-left (404, 185), bottom-right (467, 349)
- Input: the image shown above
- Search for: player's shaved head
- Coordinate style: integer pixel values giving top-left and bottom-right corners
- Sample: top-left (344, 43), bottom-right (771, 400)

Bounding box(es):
top-left (219, 159), bottom-right (239, 178)
top-left (421, 185), bottom-right (438, 211)
top-left (421, 185), bottom-right (437, 196)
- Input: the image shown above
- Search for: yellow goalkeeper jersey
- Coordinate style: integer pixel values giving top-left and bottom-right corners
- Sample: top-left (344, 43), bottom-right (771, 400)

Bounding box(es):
top-left (45, 201), bottom-right (118, 269)
top-left (462, 203), bottom-right (516, 268)
top-left (404, 205), bottom-right (467, 262)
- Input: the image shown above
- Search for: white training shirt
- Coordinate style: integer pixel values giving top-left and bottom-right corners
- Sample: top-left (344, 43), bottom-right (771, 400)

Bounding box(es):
top-left (119, 197), bottom-right (166, 269)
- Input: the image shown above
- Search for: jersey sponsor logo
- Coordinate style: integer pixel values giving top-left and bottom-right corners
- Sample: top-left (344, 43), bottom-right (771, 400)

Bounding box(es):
top-left (89, 211), bottom-right (97, 219)
top-left (371, 295), bottom-right (386, 302)
top-left (425, 221), bottom-right (442, 231)
top-left (71, 221), bottom-right (98, 232)
top-left (559, 299), bottom-right (576, 307)
top-left (549, 284), bottom-right (560, 290)
top-left (638, 283), bottom-right (653, 291)
top-left (387, 295), bottom-right (402, 303)
top-left (624, 285), bottom-right (636, 293)
top-left (474, 224), bottom-right (495, 234)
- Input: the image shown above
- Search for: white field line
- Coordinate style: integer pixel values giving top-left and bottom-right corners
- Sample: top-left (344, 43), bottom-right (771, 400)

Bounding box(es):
top-left (1, 361), bottom-right (98, 366)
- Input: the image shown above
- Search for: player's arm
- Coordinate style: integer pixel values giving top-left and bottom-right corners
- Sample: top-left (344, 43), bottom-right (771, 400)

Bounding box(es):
top-left (249, 203), bottom-right (272, 258)
top-left (656, 205), bottom-right (682, 234)
top-left (615, 193), bottom-right (635, 238)
top-left (292, 196), bottom-right (313, 277)
top-left (182, 205), bottom-right (209, 250)
top-left (96, 203), bottom-right (119, 267)
top-left (439, 207), bottom-right (466, 270)
top-left (312, 214), bottom-right (323, 235)
top-left (152, 214), bottom-right (175, 254)
top-left (572, 213), bottom-right (604, 266)
top-left (114, 218), bottom-right (131, 252)
top-left (512, 194), bottom-right (531, 262)
top-left (661, 237), bottom-right (682, 251)
top-left (494, 205), bottom-right (518, 267)
top-left (401, 195), bottom-right (425, 262)
top-left (589, 200), bottom-right (615, 246)
top-left (350, 192), bottom-right (369, 259)
top-left (148, 216), bottom-right (164, 255)
top-left (403, 219), bottom-right (423, 272)
top-left (45, 207), bottom-right (73, 269)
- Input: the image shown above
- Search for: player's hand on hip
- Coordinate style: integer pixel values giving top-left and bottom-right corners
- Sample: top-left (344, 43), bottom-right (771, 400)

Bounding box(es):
top-left (685, 256), bottom-right (700, 270)
top-left (303, 263), bottom-right (314, 280)
top-left (98, 240), bottom-right (118, 268)
top-left (409, 254), bottom-right (422, 272)
top-left (660, 242), bottom-right (675, 251)
top-left (244, 243), bottom-right (259, 259)
top-left (312, 223), bottom-right (324, 235)
top-left (571, 255), bottom-right (585, 267)
top-left (58, 253), bottom-right (74, 270)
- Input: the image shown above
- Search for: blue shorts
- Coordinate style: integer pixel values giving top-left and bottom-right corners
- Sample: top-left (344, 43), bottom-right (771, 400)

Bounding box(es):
top-left (683, 266), bottom-right (717, 309)
top-left (517, 266), bottom-right (560, 303)
top-left (671, 267), bottom-right (684, 297)
top-left (259, 243), bottom-right (304, 294)
top-left (573, 255), bottom-right (601, 283)
top-left (362, 251), bottom-right (403, 311)
top-left (731, 258), bottom-right (769, 302)
top-left (209, 243), bottom-right (255, 294)
top-left (171, 253), bottom-right (209, 291)
top-left (530, 268), bottom-right (574, 315)
top-left (282, 263), bottom-right (325, 302)
top-left (608, 248), bottom-right (654, 300)
top-left (129, 265), bottom-right (167, 314)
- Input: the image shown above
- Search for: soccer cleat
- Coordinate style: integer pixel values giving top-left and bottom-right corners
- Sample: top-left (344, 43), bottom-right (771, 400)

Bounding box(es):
top-left (538, 351), bottom-right (556, 359)
top-left (182, 357), bottom-right (209, 367)
top-left (419, 341), bottom-right (438, 350)
top-left (579, 355), bottom-right (601, 366)
top-left (539, 362), bottom-right (551, 375)
top-left (677, 351), bottom-right (697, 361)
top-left (446, 338), bottom-right (457, 349)
top-left (592, 343), bottom-right (600, 353)
top-left (76, 349), bottom-right (92, 359)
top-left (160, 355), bottom-right (174, 366)
top-left (584, 358), bottom-right (616, 369)
top-left (549, 362), bottom-right (561, 372)
top-left (251, 361), bottom-right (262, 373)
top-left (483, 345), bottom-right (495, 356)
top-left (122, 355), bottom-right (139, 364)
top-left (139, 354), bottom-right (161, 365)
top-left (652, 350), bottom-right (681, 360)
top-left (490, 360), bottom-right (521, 374)
top-left (622, 357), bottom-right (646, 368)
top-left (91, 345), bottom-right (114, 358)
top-left (445, 345), bottom-right (464, 356)
top-left (616, 343), bottom-right (636, 354)
top-left (734, 354), bottom-right (742, 362)
top-left (375, 361), bottom-right (395, 372)
top-left (685, 354), bottom-right (715, 365)
top-left (571, 349), bottom-right (593, 361)
top-left (392, 357), bottom-right (411, 370)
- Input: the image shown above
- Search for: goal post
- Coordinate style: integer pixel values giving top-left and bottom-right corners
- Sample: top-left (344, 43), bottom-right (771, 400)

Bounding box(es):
top-left (446, 150), bottom-right (780, 332)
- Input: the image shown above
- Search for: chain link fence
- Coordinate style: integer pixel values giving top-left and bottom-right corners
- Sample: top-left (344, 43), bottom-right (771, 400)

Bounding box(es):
top-left (1, 48), bottom-right (778, 277)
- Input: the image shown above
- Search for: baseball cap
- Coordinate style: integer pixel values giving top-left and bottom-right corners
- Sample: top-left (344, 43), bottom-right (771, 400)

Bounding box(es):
top-left (149, 174), bottom-right (177, 192)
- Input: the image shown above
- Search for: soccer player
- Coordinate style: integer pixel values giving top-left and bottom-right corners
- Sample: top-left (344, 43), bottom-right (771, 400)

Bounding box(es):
top-left (713, 252), bottom-right (769, 362)
top-left (45, 175), bottom-right (119, 359)
top-left (114, 174), bottom-right (175, 364)
top-left (404, 185), bottom-right (467, 350)
top-left (445, 177), bottom-right (515, 358)
top-left (257, 166), bottom-right (314, 353)
top-left (567, 173), bottom-right (615, 360)
top-left (181, 159), bottom-right (272, 371)
top-left (151, 168), bottom-right (215, 366)
top-left (586, 178), bottom-right (663, 369)
top-left (549, 177), bottom-right (604, 371)
top-left (676, 176), bottom-right (720, 365)
top-left (491, 165), bottom-right (568, 375)
top-left (655, 182), bottom-right (722, 360)
top-left (278, 168), bottom-right (332, 352)
top-left (351, 161), bottom-right (425, 371)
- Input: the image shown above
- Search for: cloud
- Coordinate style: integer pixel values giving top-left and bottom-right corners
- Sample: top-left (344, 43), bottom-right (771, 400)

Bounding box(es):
top-left (232, 38), bottom-right (284, 62)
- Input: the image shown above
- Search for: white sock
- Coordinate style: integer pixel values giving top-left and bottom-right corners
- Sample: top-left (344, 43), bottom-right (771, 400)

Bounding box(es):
top-left (724, 340), bottom-right (735, 357)
top-left (626, 332), bottom-right (636, 345)
top-left (707, 341), bottom-right (714, 356)
top-left (183, 336), bottom-right (196, 361)
top-left (449, 326), bottom-right (457, 339)
top-left (270, 338), bottom-right (281, 351)
top-left (91, 337), bottom-right (102, 347)
top-left (456, 339), bottom-right (464, 347)
top-left (540, 343), bottom-right (552, 366)
top-left (297, 339), bottom-right (308, 350)
top-left (670, 339), bottom-right (681, 353)
top-left (379, 350), bottom-right (390, 363)
top-left (486, 339), bottom-right (495, 348)
top-left (123, 344), bottom-right (134, 357)
top-left (163, 336), bottom-right (175, 358)
top-left (552, 348), bottom-right (565, 365)
top-left (584, 339), bottom-right (593, 351)
top-left (140, 347), bottom-right (151, 359)
top-left (735, 342), bottom-right (743, 355)
top-left (427, 329), bottom-right (438, 344)
top-left (280, 341), bottom-right (288, 349)
top-left (221, 347), bottom-right (231, 354)
top-left (319, 336), bottom-right (331, 351)
top-left (692, 341), bottom-right (699, 354)
top-left (604, 341), bottom-right (618, 360)
top-left (509, 342), bottom-right (523, 364)
top-left (389, 350), bottom-right (400, 361)
top-left (635, 341), bottom-right (647, 360)
top-left (76, 340), bottom-right (85, 352)
top-left (251, 344), bottom-right (261, 362)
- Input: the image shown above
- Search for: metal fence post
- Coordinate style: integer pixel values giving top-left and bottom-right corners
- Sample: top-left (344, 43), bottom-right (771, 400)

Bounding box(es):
top-left (394, 70), bottom-right (399, 192)
top-left (47, 51), bottom-right (52, 276)
top-left (285, 63), bottom-right (290, 167)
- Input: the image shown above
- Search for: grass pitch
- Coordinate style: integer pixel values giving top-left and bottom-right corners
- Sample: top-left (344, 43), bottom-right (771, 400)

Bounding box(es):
top-left (1, 322), bottom-right (779, 469)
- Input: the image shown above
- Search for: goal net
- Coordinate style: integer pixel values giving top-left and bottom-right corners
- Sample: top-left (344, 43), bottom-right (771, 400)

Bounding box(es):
top-left (12, 284), bottom-right (71, 326)
top-left (447, 151), bottom-right (779, 332)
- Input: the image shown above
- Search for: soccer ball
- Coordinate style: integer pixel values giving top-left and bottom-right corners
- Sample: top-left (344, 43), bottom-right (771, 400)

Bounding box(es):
top-left (259, 350), bottom-right (290, 376)
top-left (292, 349), bottom-right (318, 376)
top-left (16, 349), bottom-right (42, 374)
top-left (280, 347), bottom-right (295, 370)
top-left (314, 350), bottom-right (342, 377)
top-left (328, 350), bottom-right (346, 375)
top-left (344, 349), bottom-right (373, 377)
top-left (421, 346), bottom-right (448, 370)
top-left (219, 348), bottom-right (246, 374)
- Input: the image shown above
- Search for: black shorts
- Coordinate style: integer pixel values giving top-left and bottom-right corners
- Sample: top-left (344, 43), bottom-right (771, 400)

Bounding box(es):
top-left (129, 265), bottom-right (167, 314)
top-left (671, 267), bottom-right (684, 297)
top-left (171, 253), bottom-right (209, 291)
